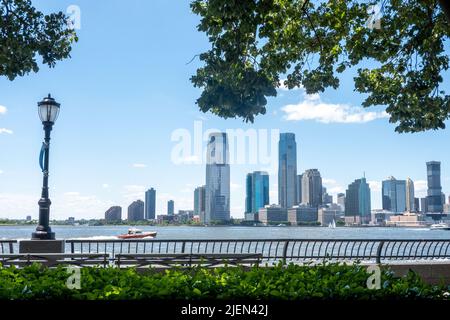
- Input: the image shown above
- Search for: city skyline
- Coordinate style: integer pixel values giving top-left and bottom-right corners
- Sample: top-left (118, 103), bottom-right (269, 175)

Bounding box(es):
top-left (1, 0), bottom-right (450, 220)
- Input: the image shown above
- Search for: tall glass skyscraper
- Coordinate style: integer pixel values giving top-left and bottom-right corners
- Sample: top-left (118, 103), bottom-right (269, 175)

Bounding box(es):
top-left (205, 132), bottom-right (230, 223)
top-left (405, 178), bottom-right (415, 212)
top-left (296, 174), bottom-right (303, 205)
top-left (278, 133), bottom-right (297, 208)
top-left (426, 161), bottom-right (443, 213)
top-left (194, 185), bottom-right (206, 222)
top-left (145, 188), bottom-right (156, 220)
top-left (245, 171), bottom-right (269, 214)
top-left (167, 200), bottom-right (174, 215)
top-left (382, 176), bottom-right (406, 213)
top-left (345, 177), bottom-right (371, 224)
top-left (301, 169), bottom-right (322, 208)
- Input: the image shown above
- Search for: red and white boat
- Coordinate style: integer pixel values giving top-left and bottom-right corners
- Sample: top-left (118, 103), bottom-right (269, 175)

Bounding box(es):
top-left (117, 228), bottom-right (157, 239)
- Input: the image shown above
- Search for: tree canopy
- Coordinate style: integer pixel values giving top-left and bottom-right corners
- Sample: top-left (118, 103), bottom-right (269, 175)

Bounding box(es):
top-left (0, 0), bottom-right (77, 80)
top-left (190, 0), bottom-right (450, 133)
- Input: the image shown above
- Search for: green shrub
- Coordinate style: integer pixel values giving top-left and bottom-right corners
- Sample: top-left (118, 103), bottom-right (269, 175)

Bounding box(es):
top-left (0, 262), bottom-right (448, 300)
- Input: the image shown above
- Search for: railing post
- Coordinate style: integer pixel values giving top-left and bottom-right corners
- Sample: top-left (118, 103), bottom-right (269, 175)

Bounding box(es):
top-left (181, 241), bottom-right (186, 254)
top-left (282, 240), bottom-right (290, 266)
top-left (376, 241), bottom-right (385, 264)
top-left (9, 242), bottom-right (14, 254)
top-left (70, 241), bottom-right (74, 254)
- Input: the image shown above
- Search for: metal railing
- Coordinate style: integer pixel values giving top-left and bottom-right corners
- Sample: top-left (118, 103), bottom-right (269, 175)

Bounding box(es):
top-left (0, 240), bottom-right (16, 254)
top-left (65, 239), bottom-right (450, 264)
top-left (3, 239), bottom-right (450, 264)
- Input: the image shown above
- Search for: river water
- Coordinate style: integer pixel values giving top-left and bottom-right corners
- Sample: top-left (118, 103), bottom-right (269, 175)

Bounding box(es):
top-left (1, 225), bottom-right (450, 240)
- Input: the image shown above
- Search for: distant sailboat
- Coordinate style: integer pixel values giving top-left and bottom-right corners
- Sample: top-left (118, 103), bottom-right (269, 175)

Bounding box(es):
top-left (328, 219), bottom-right (336, 228)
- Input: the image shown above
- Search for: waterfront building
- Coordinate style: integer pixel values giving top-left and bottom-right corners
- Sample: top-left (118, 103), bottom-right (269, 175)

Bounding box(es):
top-left (420, 197), bottom-right (428, 213)
top-left (345, 177), bottom-right (371, 224)
top-left (444, 203), bottom-right (450, 214)
top-left (278, 133), bottom-right (297, 208)
top-left (127, 200), bottom-right (144, 222)
top-left (301, 169), bottom-right (323, 208)
top-left (105, 206), bottom-right (122, 222)
top-left (372, 210), bottom-right (396, 226)
top-left (194, 186), bottom-right (206, 222)
top-left (387, 212), bottom-right (426, 227)
top-left (175, 210), bottom-right (194, 223)
top-left (382, 176), bottom-right (406, 213)
top-left (337, 193), bottom-right (346, 211)
top-left (296, 174), bottom-right (302, 205)
top-left (205, 132), bottom-right (230, 223)
top-left (426, 161), bottom-right (443, 214)
top-left (318, 205), bottom-right (343, 226)
top-left (26, 215), bottom-right (32, 221)
top-left (145, 188), bottom-right (156, 220)
top-left (157, 214), bottom-right (175, 225)
top-left (406, 178), bottom-right (415, 212)
top-left (258, 205), bottom-right (288, 225)
top-left (167, 200), bottom-right (175, 215)
top-left (287, 206), bottom-right (318, 225)
top-left (245, 171), bottom-right (269, 215)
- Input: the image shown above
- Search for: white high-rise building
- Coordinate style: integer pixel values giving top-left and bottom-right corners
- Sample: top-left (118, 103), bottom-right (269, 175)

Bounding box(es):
top-left (205, 132), bottom-right (230, 223)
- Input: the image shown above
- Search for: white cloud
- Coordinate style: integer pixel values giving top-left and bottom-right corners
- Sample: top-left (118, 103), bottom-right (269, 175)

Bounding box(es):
top-left (322, 178), bottom-right (345, 196)
top-left (122, 185), bottom-right (146, 202)
top-left (178, 155), bottom-right (200, 164)
top-left (0, 105), bottom-right (6, 114)
top-left (132, 163), bottom-right (147, 168)
top-left (282, 93), bottom-right (388, 124)
top-left (0, 128), bottom-right (13, 134)
top-left (230, 182), bottom-right (242, 190)
top-left (0, 170), bottom-right (3, 174)
top-left (102, 183), bottom-right (110, 188)
top-left (414, 180), bottom-right (428, 198)
top-left (0, 191), bottom-right (113, 220)
top-left (63, 191), bottom-right (80, 196)
top-left (368, 181), bottom-right (382, 192)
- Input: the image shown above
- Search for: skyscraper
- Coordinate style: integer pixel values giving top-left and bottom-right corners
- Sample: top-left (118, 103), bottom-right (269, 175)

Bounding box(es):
top-left (301, 169), bottom-right (322, 208)
top-left (194, 185), bottom-right (206, 222)
top-left (145, 188), bottom-right (156, 220)
top-left (167, 200), bottom-right (174, 215)
top-left (420, 197), bottom-right (428, 213)
top-left (337, 193), bottom-right (346, 211)
top-left (105, 206), bottom-right (122, 222)
top-left (278, 133), bottom-right (297, 208)
top-left (322, 187), bottom-right (333, 205)
top-left (205, 132), bottom-right (230, 223)
top-left (426, 161), bottom-right (443, 214)
top-left (405, 178), bottom-right (415, 212)
top-left (296, 174), bottom-right (302, 205)
top-left (127, 200), bottom-right (144, 222)
top-left (345, 177), bottom-right (371, 224)
top-left (382, 176), bottom-right (406, 213)
top-left (245, 171), bottom-right (269, 214)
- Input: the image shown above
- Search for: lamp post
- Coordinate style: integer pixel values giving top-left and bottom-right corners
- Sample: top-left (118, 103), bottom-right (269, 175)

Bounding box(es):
top-left (32, 94), bottom-right (60, 240)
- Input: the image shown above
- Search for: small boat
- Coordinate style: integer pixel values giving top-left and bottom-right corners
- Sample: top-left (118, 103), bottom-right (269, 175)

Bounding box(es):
top-left (430, 222), bottom-right (450, 230)
top-left (117, 228), bottom-right (157, 239)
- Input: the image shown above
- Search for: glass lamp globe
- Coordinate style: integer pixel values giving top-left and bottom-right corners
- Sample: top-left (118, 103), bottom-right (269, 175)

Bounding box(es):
top-left (38, 94), bottom-right (60, 123)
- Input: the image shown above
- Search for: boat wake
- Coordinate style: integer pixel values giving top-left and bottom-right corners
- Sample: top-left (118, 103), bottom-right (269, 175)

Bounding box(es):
top-left (68, 235), bottom-right (118, 240)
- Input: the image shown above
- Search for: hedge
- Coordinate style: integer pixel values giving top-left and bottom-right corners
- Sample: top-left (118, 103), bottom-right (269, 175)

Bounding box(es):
top-left (0, 262), bottom-right (449, 300)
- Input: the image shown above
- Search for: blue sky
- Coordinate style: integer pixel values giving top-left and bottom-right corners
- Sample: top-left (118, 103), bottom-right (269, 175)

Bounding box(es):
top-left (0, 0), bottom-right (449, 220)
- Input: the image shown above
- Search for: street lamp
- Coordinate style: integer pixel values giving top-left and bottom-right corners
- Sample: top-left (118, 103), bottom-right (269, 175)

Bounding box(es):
top-left (32, 94), bottom-right (60, 240)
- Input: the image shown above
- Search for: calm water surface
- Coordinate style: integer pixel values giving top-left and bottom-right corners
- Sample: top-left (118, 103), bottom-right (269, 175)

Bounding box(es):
top-left (1, 225), bottom-right (450, 240)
